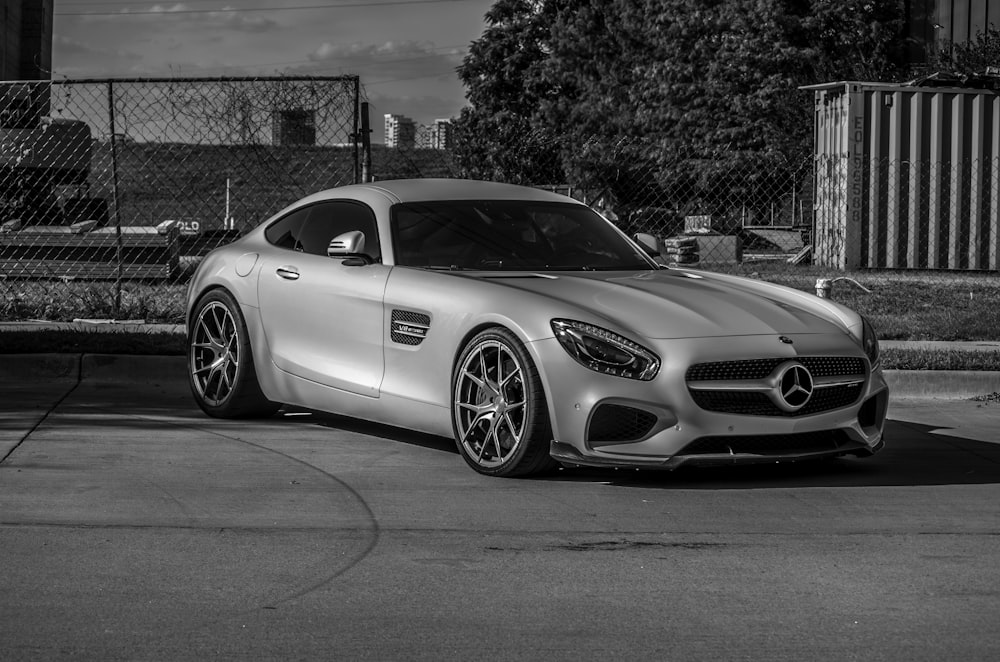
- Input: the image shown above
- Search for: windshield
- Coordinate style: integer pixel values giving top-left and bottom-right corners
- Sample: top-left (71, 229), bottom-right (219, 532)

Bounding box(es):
top-left (390, 200), bottom-right (655, 271)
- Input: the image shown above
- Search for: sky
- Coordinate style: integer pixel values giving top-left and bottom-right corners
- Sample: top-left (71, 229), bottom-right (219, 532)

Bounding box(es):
top-left (51, 0), bottom-right (497, 142)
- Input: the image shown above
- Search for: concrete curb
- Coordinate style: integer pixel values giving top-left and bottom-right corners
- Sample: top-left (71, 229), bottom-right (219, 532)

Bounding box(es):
top-left (2, 354), bottom-right (998, 400)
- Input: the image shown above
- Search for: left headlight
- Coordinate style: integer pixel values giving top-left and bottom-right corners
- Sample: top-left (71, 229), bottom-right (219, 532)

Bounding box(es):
top-left (862, 316), bottom-right (881, 368)
top-left (551, 319), bottom-right (660, 381)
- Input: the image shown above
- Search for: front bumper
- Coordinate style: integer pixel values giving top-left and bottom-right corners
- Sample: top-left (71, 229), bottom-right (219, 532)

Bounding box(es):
top-left (529, 333), bottom-right (888, 470)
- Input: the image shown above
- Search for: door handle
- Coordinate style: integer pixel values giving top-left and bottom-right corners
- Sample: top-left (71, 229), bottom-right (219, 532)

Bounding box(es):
top-left (276, 266), bottom-right (300, 281)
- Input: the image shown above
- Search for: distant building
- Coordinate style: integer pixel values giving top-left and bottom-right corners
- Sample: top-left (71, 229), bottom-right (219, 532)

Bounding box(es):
top-left (428, 119), bottom-right (454, 150)
top-left (2, 0), bottom-right (53, 81)
top-left (384, 113), bottom-right (416, 149)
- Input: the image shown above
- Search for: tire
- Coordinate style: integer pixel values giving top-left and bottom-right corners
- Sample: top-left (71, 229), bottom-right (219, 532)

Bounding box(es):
top-left (188, 289), bottom-right (279, 419)
top-left (452, 327), bottom-right (557, 477)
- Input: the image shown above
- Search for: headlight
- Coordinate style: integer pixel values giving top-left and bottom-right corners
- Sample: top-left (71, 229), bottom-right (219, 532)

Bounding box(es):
top-left (551, 319), bottom-right (660, 381)
top-left (861, 316), bottom-right (880, 368)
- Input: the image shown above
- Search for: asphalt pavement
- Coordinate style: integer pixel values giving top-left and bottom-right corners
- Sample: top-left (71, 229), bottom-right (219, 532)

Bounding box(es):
top-left (1, 352), bottom-right (999, 660)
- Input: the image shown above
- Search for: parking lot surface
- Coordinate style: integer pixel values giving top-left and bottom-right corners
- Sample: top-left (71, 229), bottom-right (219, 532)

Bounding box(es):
top-left (2, 359), bottom-right (999, 660)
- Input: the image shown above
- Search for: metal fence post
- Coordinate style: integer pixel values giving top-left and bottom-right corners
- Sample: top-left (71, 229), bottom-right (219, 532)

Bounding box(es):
top-left (352, 77), bottom-right (360, 184)
top-left (361, 102), bottom-right (372, 183)
top-left (107, 80), bottom-right (124, 317)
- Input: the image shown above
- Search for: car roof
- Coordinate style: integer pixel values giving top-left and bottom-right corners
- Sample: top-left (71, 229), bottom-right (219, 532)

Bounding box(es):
top-left (321, 178), bottom-right (581, 205)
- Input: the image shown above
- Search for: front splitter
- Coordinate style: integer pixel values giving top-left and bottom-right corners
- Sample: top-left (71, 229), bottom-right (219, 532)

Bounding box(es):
top-left (549, 438), bottom-right (884, 471)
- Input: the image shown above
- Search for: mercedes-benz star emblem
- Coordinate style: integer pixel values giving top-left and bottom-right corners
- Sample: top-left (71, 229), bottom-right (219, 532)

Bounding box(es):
top-left (774, 362), bottom-right (814, 412)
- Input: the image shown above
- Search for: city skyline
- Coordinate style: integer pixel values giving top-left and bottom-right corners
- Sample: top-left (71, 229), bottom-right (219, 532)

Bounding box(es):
top-left (384, 113), bottom-right (452, 149)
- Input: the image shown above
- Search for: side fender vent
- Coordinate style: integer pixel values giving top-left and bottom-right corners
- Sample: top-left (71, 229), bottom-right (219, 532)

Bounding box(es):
top-left (391, 309), bottom-right (430, 345)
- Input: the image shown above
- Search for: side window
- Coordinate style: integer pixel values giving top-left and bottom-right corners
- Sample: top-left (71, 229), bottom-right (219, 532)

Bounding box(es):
top-left (264, 207), bottom-right (310, 250)
top-left (297, 201), bottom-right (382, 261)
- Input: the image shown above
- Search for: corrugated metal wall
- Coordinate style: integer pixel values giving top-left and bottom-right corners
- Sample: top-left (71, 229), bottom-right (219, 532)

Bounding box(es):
top-left (935, 0), bottom-right (995, 49)
top-left (2, 0), bottom-right (23, 81)
top-left (810, 81), bottom-right (1000, 271)
top-left (907, 0), bottom-right (996, 63)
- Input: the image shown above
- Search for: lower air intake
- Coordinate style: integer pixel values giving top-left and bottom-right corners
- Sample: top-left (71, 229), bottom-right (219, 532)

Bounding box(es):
top-left (587, 404), bottom-right (657, 443)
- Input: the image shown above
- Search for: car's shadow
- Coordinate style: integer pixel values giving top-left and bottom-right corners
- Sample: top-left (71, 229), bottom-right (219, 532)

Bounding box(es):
top-left (298, 409), bottom-right (1000, 489)
top-left (299, 408), bottom-right (458, 454)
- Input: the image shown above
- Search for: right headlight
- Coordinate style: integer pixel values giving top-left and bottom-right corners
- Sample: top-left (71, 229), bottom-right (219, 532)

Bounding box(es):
top-left (551, 319), bottom-right (660, 381)
top-left (861, 316), bottom-right (881, 368)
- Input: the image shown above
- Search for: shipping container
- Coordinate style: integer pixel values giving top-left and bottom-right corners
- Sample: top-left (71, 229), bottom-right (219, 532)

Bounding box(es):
top-left (806, 81), bottom-right (1000, 271)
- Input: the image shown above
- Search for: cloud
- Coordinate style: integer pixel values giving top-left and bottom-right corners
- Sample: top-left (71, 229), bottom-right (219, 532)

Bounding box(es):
top-left (51, 35), bottom-right (144, 74)
top-left (148, 3), bottom-right (187, 13)
top-left (108, 3), bottom-right (187, 15)
top-left (309, 40), bottom-right (463, 63)
top-left (209, 7), bottom-right (279, 33)
top-left (76, 4), bottom-right (278, 33)
top-left (303, 40), bottom-right (464, 82)
top-left (53, 35), bottom-right (133, 59)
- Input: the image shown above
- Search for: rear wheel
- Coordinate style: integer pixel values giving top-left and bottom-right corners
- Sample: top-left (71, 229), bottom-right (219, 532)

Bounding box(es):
top-left (452, 328), bottom-right (557, 477)
top-left (189, 289), bottom-right (279, 418)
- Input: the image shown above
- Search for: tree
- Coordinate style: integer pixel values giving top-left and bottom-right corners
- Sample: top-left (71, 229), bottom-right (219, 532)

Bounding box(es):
top-left (454, 1), bottom-right (907, 221)
top-left (452, 0), bottom-right (564, 185)
top-left (933, 25), bottom-right (1000, 72)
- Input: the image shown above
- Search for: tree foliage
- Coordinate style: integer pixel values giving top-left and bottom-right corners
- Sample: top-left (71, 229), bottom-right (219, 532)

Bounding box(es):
top-left (451, 0), bottom-right (564, 185)
top-left (933, 25), bottom-right (1000, 72)
top-left (453, 0), bottom-right (907, 216)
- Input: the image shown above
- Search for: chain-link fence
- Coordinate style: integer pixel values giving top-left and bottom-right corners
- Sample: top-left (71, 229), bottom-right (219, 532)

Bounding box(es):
top-left (3, 76), bottom-right (999, 333)
top-left (378, 134), bottom-right (817, 276)
top-left (1, 76), bottom-right (360, 320)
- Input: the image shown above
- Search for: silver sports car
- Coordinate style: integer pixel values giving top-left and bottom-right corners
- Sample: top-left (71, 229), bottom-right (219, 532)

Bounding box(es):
top-left (186, 179), bottom-right (887, 477)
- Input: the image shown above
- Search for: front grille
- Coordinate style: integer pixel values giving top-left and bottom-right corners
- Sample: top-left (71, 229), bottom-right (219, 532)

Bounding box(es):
top-left (686, 355), bottom-right (866, 417)
top-left (689, 383), bottom-right (863, 417)
top-left (390, 309), bottom-right (430, 345)
top-left (587, 404), bottom-right (658, 443)
top-left (679, 430), bottom-right (851, 456)
top-left (686, 356), bottom-right (865, 382)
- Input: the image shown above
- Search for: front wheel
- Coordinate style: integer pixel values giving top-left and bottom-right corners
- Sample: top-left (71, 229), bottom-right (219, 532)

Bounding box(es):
top-left (452, 328), bottom-right (557, 477)
top-left (188, 289), bottom-right (279, 419)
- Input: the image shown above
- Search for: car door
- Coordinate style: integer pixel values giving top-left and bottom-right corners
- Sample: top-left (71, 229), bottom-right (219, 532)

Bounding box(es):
top-left (257, 200), bottom-right (388, 396)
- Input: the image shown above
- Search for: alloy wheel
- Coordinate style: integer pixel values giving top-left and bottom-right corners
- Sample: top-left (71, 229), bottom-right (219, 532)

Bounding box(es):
top-left (190, 300), bottom-right (241, 407)
top-left (454, 339), bottom-right (528, 469)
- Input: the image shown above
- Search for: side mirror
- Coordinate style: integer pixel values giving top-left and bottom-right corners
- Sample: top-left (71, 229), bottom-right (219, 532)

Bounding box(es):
top-left (328, 230), bottom-right (372, 265)
top-left (633, 232), bottom-right (660, 257)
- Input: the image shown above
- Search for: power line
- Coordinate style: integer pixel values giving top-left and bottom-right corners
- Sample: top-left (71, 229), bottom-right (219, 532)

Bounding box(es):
top-left (56, 0), bottom-right (481, 17)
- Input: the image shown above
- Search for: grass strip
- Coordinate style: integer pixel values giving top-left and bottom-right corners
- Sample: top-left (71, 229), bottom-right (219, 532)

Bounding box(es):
top-left (879, 347), bottom-right (1000, 371)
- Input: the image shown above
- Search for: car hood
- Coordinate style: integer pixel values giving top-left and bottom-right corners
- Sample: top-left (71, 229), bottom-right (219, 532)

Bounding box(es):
top-left (469, 269), bottom-right (853, 340)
